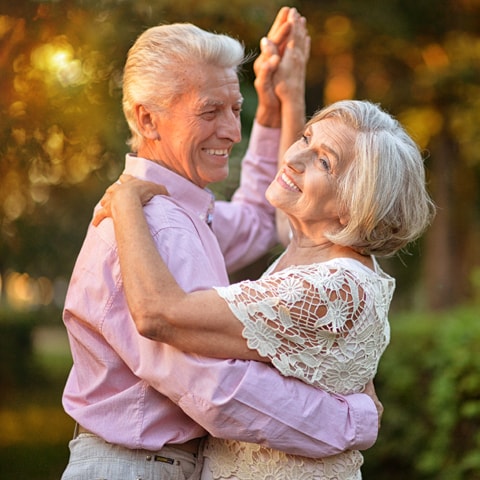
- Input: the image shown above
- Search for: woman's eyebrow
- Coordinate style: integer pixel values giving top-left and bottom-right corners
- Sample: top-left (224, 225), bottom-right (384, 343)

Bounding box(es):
top-left (320, 143), bottom-right (340, 162)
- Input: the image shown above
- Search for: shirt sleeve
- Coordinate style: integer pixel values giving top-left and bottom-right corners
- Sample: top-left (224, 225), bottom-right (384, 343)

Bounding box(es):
top-left (214, 121), bottom-right (280, 273)
top-left (99, 199), bottom-right (379, 457)
top-left (148, 350), bottom-right (379, 457)
top-left (126, 210), bottom-right (378, 456)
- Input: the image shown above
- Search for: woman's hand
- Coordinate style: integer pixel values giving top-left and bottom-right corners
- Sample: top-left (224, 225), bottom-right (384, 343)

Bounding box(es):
top-left (92, 174), bottom-right (169, 227)
top-left (273, 9), bottom-right (310, 247)
top-left (253, 7), bottom-right (310, 125)
top-left (274, 9), bottom-right (311, 104)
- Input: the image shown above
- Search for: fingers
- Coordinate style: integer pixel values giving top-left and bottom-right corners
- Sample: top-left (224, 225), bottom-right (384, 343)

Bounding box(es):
top-left (253, 35), bottom-right (281, 117)
top-left (286, 11), bottom-right (310, 58)
top-left (260, 36), bottom-right (278, 58)
top-left (274, 11), bottom-right (310, 93)
top-left (91, 176), bottom-right (169, 228)
top-left (92, 189), bottom-right (113, 227)
top-left (255, 7), bottom-right (305, 83)
top-left (363, 380), bottom-right (384, 429)
top-left (116, 175), bottom-right (169, 198)
top-left (253, 6), bottom-right (310, 126)
top-left (267, 6), bottom-right (290, 40)
top-left (266, 7), bottom-right (295, 57)
top-left (268, 23), bottom-right (292, 57)
top-left (119, 173), bottom-right (134, 183)
top-left (258, 40), bottom-right (281, 73)
top-left (255, 7), bottom-right (302, 79)
top-left (92, 208), bottom-right (108, 227)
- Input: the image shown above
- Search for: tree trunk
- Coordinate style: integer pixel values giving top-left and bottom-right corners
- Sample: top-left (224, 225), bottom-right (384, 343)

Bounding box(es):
top-left (424, 128), bottom-right (474, 309)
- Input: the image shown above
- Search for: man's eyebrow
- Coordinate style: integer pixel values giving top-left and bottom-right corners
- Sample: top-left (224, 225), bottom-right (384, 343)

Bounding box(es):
top-left (200, 100), bottom-right (224, 108)
top-left (199, 97), bottom-right (244, 109)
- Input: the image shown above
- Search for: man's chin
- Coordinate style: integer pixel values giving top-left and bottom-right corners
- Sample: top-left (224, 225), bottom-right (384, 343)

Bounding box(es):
top-left (204, 169), bottom-right (229, 186)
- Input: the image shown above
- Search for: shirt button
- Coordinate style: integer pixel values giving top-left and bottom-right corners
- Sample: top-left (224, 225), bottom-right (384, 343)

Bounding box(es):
top-left (146, 455), bottom-right (152, 461)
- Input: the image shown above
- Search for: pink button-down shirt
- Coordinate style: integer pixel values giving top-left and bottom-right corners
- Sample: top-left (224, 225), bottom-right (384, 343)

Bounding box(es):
top-left (62, 122), bottom-right (378, 457)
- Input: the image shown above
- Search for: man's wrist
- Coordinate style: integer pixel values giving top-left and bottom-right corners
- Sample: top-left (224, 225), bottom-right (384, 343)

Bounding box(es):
top-left (255, 105), bottom-right (281, 128)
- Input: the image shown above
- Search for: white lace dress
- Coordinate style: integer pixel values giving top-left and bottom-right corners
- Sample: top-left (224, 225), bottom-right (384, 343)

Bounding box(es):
top-left (200, 256), bottom-right (394, 480)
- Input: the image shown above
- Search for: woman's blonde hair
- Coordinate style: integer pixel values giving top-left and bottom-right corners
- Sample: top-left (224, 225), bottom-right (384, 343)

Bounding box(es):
top-left (309, 100), bottom-right (436, 257)
top-left (122, 23), bottom-right (246, 151)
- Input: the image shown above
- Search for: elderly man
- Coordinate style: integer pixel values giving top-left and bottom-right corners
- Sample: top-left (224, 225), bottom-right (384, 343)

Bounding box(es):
top-left (61, 8), bottom-right (380, 480)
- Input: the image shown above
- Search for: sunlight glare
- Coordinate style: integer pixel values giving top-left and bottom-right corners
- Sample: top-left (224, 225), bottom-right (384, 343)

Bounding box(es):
top-left (31, 40), bottom-right (84, 87)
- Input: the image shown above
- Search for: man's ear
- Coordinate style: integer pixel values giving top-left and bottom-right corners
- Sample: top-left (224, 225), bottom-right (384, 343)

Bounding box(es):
top-left (135, 104), bottom-right (160, 140)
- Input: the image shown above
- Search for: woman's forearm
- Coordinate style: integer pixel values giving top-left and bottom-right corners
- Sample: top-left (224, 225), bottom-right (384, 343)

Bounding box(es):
top-left (276, 99), bottom-right (305, 246)
top-left (108, 189), bottom-right (265, 361)
top-left (110, 189), bottom-right (183, 338)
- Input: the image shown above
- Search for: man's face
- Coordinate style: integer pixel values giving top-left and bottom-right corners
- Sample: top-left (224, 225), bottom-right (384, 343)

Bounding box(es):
top-left (153, 65), bottom-right (243, 188)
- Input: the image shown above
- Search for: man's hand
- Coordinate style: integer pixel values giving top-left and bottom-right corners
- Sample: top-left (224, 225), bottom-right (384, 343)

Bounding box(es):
top-left (363, 380), bottom-right (384, 429)
top-left (253, 7), bottom-right (310, 129)
top-left (253, 7), bottom-right (292, 127)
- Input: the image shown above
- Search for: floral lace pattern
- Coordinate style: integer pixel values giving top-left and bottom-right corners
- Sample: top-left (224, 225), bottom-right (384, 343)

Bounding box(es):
top-left (202, 438), bottom-right (364, 480)
top-left (203, 257), bottom-right (394, 480)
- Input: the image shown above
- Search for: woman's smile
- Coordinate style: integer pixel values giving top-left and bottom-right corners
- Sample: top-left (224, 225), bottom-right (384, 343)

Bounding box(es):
top-left (278, 170), bottom-right (301, 192)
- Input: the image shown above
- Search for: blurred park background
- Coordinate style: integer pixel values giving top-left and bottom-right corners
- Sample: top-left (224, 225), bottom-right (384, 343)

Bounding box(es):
top-left (1, 0), bottom-right (479, 478)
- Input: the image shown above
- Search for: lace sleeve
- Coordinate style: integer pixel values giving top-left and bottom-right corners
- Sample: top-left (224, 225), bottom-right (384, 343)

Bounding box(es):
top-left (214, 262), bottom-right (391, 394)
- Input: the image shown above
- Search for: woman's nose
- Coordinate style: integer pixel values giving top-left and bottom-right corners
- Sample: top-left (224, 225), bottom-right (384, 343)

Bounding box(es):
top-left (285, 150), bottom-right (306, 173)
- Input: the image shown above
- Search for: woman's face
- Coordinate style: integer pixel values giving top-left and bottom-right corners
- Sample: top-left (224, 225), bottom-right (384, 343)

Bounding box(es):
top-left (266, 117), bottom-right (356, 228)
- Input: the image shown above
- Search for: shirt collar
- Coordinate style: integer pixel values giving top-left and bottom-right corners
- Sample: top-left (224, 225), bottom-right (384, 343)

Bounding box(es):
top-left (123, 154), bottom-right (215, 225)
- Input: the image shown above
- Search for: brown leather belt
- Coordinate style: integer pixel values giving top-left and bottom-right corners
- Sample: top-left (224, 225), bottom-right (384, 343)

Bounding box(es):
top-left (76, 424), bottom-right (201, 454)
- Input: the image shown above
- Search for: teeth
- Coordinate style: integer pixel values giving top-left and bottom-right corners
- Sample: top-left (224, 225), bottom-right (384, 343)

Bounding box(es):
top-left (205, 149), bottom-right (228, 156)
top-left (281, 172), bottom-right (300, 191)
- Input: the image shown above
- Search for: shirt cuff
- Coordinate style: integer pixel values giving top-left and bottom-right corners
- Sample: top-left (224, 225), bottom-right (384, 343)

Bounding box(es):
top-left (344, 392), bottom-right (379, 450)
top-left (248, 120), bottom-right (281, 162)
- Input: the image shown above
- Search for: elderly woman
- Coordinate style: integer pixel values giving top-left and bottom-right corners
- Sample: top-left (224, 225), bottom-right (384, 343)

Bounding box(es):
top-left (95, 99), bottom-right (435, 479)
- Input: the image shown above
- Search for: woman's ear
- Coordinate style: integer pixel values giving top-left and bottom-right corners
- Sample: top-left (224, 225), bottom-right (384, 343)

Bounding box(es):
top-left (135, 105), bottom-right (160, 140)
top-left (339, 210), bottom-right (350, 226)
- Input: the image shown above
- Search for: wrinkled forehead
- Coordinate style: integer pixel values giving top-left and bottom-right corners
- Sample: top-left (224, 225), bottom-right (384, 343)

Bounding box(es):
top-left (308, 117), bottom-right (357, 168)
top-left (182, 63), bottom-right (242, 98)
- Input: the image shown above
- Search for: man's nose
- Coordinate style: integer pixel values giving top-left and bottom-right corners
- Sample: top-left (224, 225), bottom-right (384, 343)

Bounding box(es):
top-left (218, 113), bottom-right (241, 143)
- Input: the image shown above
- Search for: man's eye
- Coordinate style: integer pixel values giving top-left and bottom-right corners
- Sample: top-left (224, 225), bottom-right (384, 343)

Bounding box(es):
top-left (202, 111), bottom-right (216, 119)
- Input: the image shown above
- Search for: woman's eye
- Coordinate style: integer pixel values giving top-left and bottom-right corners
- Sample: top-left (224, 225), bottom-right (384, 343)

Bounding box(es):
top-left (319, 157), bottom-right (331, 171)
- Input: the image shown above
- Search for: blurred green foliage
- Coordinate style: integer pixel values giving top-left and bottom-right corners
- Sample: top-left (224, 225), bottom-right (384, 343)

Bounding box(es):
top-left (0, 312), bottom-right (73, 479)
top-left (1, 306), bottom-right (479, 478)
top-left (1, 1), bottom-right (480, 476)
top-left (1, 0), bottom-right (480, 311)
top-left (363, 306), bottom-right (480, 479)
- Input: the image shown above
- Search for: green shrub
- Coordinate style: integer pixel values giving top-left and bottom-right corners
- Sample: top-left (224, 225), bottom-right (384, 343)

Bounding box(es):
top-left (363, 307), bottom-right (480, 479)
top-left (0, 308), bottom-right (61, 399)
